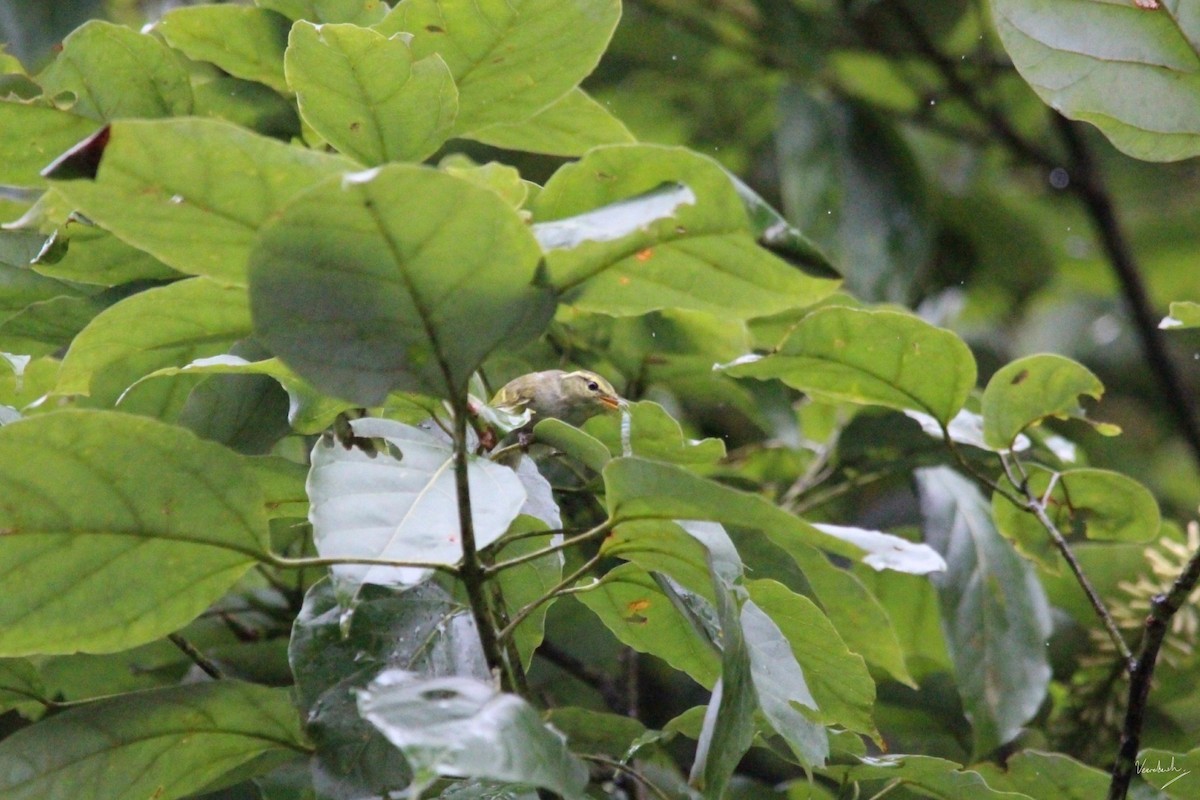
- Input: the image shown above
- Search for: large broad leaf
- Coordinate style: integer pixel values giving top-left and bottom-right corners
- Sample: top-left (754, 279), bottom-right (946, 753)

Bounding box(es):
top-left (973, 750), bottom-right (1111, 799)
top-left (915, 467), bottom-right (1053, 758)
top-left (465, 88), bottom-right (636, 156)
top-left (0, 410), bottom-right (271, 656)
top-left (32, 224), bottom-right (180, 287)
top-left (981, 353), bottom-right (1105, 450)
top-left (820, 754), bottom-right (1025, 799)
top-left (357, 669), bottom-right (589, 798)
top-left (746, 579), bottom-right (878, 742)
top-left (0, 659), bottom-right (46, 713)
top-left (992, 0), bottom-right (1200, 162)
top-left (307, 417), bottom-right (526, 596)
top-left (584, 400), bottom-right (726, 465)
top-left (50, 118), bottom-right (353, 284)
top-left (775, 88), bottom-right (930, 302)
top-left (992, 467), bottom-right (1161, 570)
top-left (285, 21), bottom-right (457, 165)
top-left (374, 0), bottom-right (620, 135)
top-left (532, 144), bottom-right (840, 317)
top-left (56, 277), bottom-right (252, 396)
top-left (604, 456), bottom-right (945, 571)
top-left (0, 681), bottom-right (306, 800)
top-left (0, 102), bottom-right (98, 186)
top-left (249, 163), bottom-right (553, 404)
top-left (36, 20), bottom-right (193, 120)
top-left (291, 580), bottom-right (485, 800)
top-left (156, 5), bottom-right (291, 94)
top-left (723, 306), bottom-right (977, 425)
top-left (1134, 747), bottom-right (1200, 799)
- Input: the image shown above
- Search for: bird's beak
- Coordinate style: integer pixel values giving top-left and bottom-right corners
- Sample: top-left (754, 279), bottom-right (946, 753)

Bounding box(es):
top-left (600, 395), bottom-right (623, 411)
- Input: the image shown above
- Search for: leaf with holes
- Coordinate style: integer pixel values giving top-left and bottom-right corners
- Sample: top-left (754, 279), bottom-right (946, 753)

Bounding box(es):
top-left (981, 353), bottom-right (1106, 450)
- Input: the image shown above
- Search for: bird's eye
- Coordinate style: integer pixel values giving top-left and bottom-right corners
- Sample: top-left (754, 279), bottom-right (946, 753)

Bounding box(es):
top-left (587, 381), bottom-right (600, 392)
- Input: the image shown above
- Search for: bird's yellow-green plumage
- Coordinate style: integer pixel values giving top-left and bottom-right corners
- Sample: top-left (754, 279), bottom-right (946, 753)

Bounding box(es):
top-left (491, 369), bottom-right (622, 429)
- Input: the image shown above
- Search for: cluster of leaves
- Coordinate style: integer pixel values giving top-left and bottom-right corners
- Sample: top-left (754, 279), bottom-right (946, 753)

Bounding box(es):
top-left (0, 1), bottom-right (1199, 800)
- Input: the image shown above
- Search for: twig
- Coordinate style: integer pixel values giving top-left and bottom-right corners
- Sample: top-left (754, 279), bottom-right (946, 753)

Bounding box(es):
top-left (583, 755), bottom-right (674, 800)
top-left (1108, 545), bottom-right (1200, 800)
top-left (267, 553), bottom-right (459, 573)
top-left (485, 522), bottom-right (613, 576)
top-left (167, 633), bottom-right (224, 680)
top-left (497, 554), bottom-right (603, 643)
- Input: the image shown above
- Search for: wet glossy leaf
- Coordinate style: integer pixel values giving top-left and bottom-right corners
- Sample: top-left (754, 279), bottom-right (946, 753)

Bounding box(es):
top-left (286, 22), bottom-right (457, 165)
top-left (374, 0), bottom-right (620, 135)
top-left (157, 5), bottom-right (291, 94)
top-left (723, 306), bottom-right (976, 425)
top-left (358, 670), bottom-right (589, 798)
top-left (249, 164), bottom-right (553, 404)
top-left (981, 354), bottom-right (1104, 450)
top-left (916, 467), bottom-right (1052, 757)
top-left (533, 144), bottom-right (840, 316)
top-left (308, 417), bottom-right (526, 595)
top-left (50, 118), bottom-right (352, 284)
top-left (0, 681), bottom-right (306, 800)
top-left (37, 21), bottom-right (192, 120)
top-left (993, 0), bottom-right (1200, 161)
top-left (0, 410), bottom-right (270, 655)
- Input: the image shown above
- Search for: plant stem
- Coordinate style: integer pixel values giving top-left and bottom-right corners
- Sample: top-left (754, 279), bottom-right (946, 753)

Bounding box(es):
top-left (267, 553), bottom-right (459, 574)
top-left (1108, 545), bottom-right (1200, 800)
top-left (485, 521), bottom-right (613, 576)
top-left (167, 633), bottom-right (224, 680)
top-left (497, 553), bottom-right (603, 644)
top-left (449, 400), bottom-right (516, 691)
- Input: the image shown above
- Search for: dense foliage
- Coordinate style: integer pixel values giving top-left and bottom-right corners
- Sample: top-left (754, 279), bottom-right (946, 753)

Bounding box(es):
top-left (1, 1), bottom-right (1199, 799)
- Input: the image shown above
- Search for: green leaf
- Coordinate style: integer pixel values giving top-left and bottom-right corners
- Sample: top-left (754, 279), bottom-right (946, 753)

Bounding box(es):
top-left (32, 224), bottom-right (181, 286)
top-left (176, 344), bottom-right (292, 455)
top-left (604, 456), bottom-right (946, 570)
top-left (56, 277), bottom-right (252, 397)
top-left (575, 562), bottom-right (721, 687)
top-left (992, 467), bottom-right (1161, 570)
top-left (50, 118), bottom-right (353, 284)
top-left (690, 575), bottom-right (758, 796)
top-left (585, 400), bottom-right (725, 465)
top-left (0, 101), bottom-right (98, 186)
top-left (820, 754), bottom-right (1024, 799)
top-left (916, 467), bottom-right (1052, 758)
top-left (775, 89), bottom-right (930, 302)
top-left (286, 21), bottom-right (457, 165)
top-left (544, 707), bottom-right (647, 759)
top-left (746, 579), bottom-right (878, 742)
top-left (494, 513), bottom-right (563, 668)
top-left (981, 354), bottom-right (1105, 449)
top-left (261, 0), bottom-right (390, 24)
top-left (308, 417), bottom-right (526, 596)
top-left (357, 670), bottom-right (589, 799)
top-left (601, 520), bottom-right (724, 601)
top-left (0, 410), bottom-right (270, 655)
top-left (1161, 300), bottom-right (1200, 329)
top-left (440, 156), bottom-right (529, 208)
top-left (782, 541), bottom-right (917, 687)
top-left (725, 168), bottom-right (838, 280)
top-left (36, 20), bottom-right (193, 120)
top-left (973, 750), bottom-right (1110, 799)
top-left (465, 88), bottom-right (636, 156)
top-left (0, 681), bottom-right (306, 800)
top-left (130, 355), bottom-right (355, 435)
top-left (290, 580), bottom-right (484, 800)
top-left (1135, 747), bottom-right (1199, 799)
top-left (156, 5), bottom-right (291, 95)
top-left (992, 0), bottom-right (1200, 162)
top-left (723, 306), bottom-right (977, 425)
top-left (533, 144), bottom-right (840, 317)
top-left (530, 417), bottom-right (611, 472)
top-left (374, 0), bottom-right (621, 135)
top-left (249, 163), bottom-right (553, 404)
top-left (0, 658), bottom-right (47, 712)
top-left (191, 76), bottom-right (302, 140)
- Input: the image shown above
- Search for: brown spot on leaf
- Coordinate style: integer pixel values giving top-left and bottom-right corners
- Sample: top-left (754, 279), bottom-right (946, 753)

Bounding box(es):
top-left (426, 24), bottom-right (445, 32)
top-left (635, 248), bottom-right (653, 261)
top-left (1011, 369), bottom-right (1029, 385)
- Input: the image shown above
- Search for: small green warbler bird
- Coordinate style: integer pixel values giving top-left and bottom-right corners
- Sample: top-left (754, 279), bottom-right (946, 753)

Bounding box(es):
top-left (491, 369), bottom-right (623, 430)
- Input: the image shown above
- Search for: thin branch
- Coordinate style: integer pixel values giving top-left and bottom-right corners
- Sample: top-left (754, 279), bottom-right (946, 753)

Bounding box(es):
top-left (267, 553), bottom-right (459, 574)
top-left (485, 522), bottom-right (613, 576)
top-left (167, 633), bottom-right (224, 680)
top-left (1108, 544), bottom-right (1200, 800)
top-left (450, 400), bottom-right (517, 692)
top-left (497, 554), bottom-right (604, 644)
top-left (583, 755), bottom-right (674, 800)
